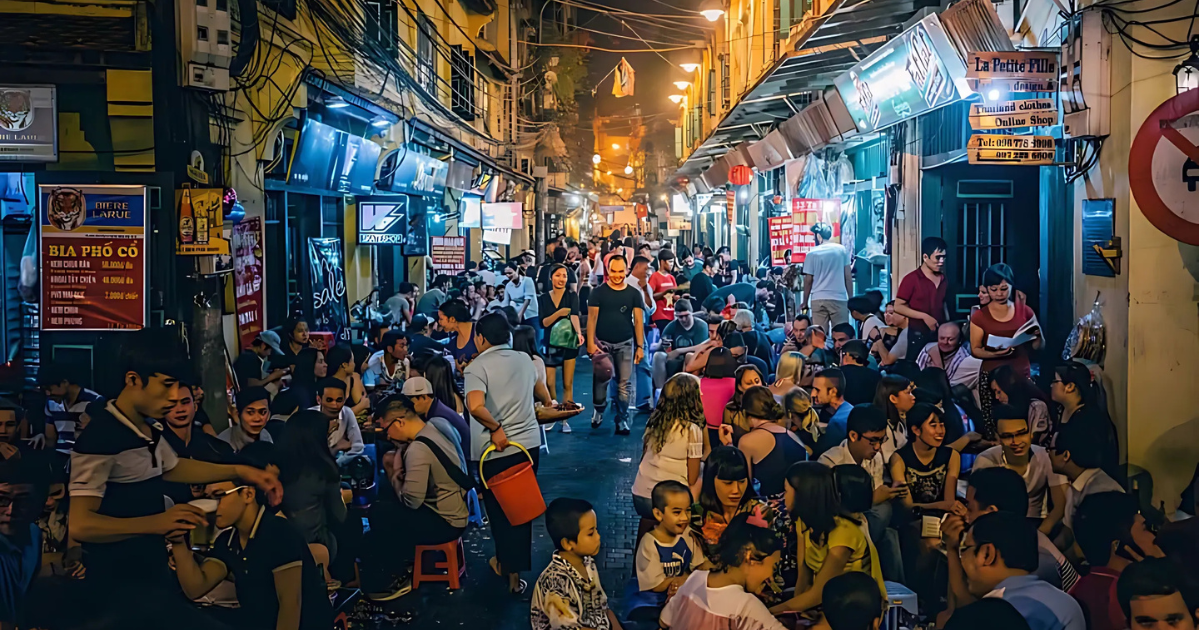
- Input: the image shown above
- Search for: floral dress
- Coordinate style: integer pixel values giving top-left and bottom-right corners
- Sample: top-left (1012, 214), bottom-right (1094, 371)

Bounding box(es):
top-left (531, 554), bottom-right (611, 630)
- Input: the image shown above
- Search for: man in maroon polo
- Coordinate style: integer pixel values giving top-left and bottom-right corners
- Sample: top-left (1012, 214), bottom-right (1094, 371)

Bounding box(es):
top-left (894, 236), bottom-right (949, 357)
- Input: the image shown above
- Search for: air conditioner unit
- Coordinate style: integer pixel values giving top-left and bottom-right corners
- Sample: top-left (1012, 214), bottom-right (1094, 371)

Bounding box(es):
top-left (1061, 11), bottom-right (1111, 139)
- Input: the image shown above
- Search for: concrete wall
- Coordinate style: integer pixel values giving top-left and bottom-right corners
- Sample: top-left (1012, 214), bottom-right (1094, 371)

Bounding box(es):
top-left (1071, 6), bottom-right (1198, 508)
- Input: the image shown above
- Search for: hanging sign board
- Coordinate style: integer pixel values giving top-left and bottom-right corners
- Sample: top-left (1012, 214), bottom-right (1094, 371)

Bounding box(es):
top-left (667, 216), bottom-right (692, 230)
top-left (768, 216), bottom-right (800, 265)
top-left (308, 238), bottom-right (350, 341)
top-left (0, 86), bottom-right (57, 162)
top-left (358, 197), bottom-right (409, 245)
top-left (968, 135), bottom-right (1056, 165)
top-left (39, 185), bottom-right (147, 331)
top-left (430, 236), bottom-right (466, 273)
top-left (1128, 89), bottom-right (1198, 246)
top-left (791, 198), bottom-right (842, 262)
top-left (176, 188), bottom-right (230, 255)
top-left (232, 217), bottom-right (266, 350)
top-left (966, 51), bottom-right (1058, 81)
top-left (969, 99), bottom-right (1059, 130)
top-left (726, 190), bottom-right (735, 224)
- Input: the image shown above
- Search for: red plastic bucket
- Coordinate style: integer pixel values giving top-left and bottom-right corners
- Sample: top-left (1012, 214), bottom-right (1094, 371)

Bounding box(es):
top-left (480, 443), bottom-right (546, 526)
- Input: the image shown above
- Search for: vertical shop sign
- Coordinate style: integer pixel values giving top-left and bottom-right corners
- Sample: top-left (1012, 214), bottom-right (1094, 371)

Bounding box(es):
top-left (176, 188), bottom-right (231, 255)
top-left (768, 216), bottom-right (799, 265)
top-left (725, 189), bottom-right (735, 225)
top-left (39, 185), bottom-right (147, 331)
top-left (232, 217), bottom-right (266, 349)
top-left (430, 236), bottom-right (466, 273)
top-left (791, 198), bottom-right (842, 262)
top-left (308, 238), bottom-right (350, 342)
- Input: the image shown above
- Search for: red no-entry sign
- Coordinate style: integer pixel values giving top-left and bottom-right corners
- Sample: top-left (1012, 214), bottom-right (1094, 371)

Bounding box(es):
top-left (1129, 88), bottom-right (1199, 246)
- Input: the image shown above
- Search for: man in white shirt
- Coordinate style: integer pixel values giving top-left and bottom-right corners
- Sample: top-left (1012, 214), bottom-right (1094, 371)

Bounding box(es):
top-left (502, 261), bottom-right (539, 327)
top-left (972, 407), bottom-right (1068, 535)
top-left (1049, 422), bottom-right (1125, 531)
top-left (310, 377), bottom-right (365, 466)
top-left (626, 256), bottom-right (656, 411)
top-left (916, 323), bottom-right (982, 390)
top-left (800, 223), bottom-right (852, 330)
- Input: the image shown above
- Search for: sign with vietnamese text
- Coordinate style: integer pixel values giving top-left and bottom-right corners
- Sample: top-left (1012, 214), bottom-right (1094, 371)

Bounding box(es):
top-left (308, 238), bottom-right (350, 341)
top-left (39, 185), bottom-right (146, 331)
top-left (791, 198), bottom-right (842, 262)
top-left (358, 198), bottom-right (409, 245)
top-left (968, 135), bottom-right (1056, 165)
top-left (1128, 89), bottom-right (1198, 245)
top-left (969, 99), bottom-right (1059, 130)
top-left (233, 217), bottom-right (266, 350)
top-left (769, 216), bottom-right (799, 265)
top-left (176, 188), bottom-right (230, 255)
top-left (430, 236), bottom-right (466, 273)
top-left (833, 15), bottom-right (967, 133)
top-left (0, 86), bottom-right (57, 162)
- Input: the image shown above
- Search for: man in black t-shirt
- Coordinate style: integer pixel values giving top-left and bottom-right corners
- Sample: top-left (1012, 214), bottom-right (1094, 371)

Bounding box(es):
top-left (689, 256), bottom-right (717, 306)
top-left (69, 329), bottom-right (282, 628)
top-left (839, 340), bottom-right (882, 405)
top-left (586, 254), bottom-right (645, 436)
top-left (233, 333), bottom-right (288, 391)
top-left (170, 480), bottom-right (332, 630)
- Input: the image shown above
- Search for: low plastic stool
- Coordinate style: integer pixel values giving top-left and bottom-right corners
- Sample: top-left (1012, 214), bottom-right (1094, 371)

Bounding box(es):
top-left (413, 539), bottom-right (466, 590)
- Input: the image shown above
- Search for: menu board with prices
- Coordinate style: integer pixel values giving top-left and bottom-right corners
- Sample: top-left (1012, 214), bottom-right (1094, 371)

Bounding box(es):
top-left (430, 236), bottom-right (466, 273)
top-left (233, 217), bottom-right (266, 350)
top-left (769, 216), bottom-right (799, 265)
top-left (39, 185), bottom-right (147, 331)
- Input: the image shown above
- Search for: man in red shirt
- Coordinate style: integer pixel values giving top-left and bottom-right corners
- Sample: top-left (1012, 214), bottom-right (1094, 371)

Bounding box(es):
top-left (895, 236), bottom-right (949, 357)
top-left (647, 249), bottom-right (678, 333)
top-left (1071, 491), bottom-right (1164, 630)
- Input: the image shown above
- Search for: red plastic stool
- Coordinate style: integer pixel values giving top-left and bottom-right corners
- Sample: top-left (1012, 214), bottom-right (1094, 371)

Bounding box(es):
top-left (412, 539), bottom-right (466, 590)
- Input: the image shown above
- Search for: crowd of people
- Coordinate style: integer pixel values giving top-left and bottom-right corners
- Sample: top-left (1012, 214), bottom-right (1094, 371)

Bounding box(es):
top-left (0, 231), bottom-right (1194, 630)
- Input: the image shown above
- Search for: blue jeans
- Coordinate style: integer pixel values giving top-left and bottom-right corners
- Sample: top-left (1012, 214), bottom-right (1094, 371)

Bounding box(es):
top-left (594, 339), bottom-right (634, 425)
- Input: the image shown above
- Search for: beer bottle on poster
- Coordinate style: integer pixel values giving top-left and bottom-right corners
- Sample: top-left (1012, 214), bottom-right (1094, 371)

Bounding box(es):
top-left (179, 189), bottom-right (195, 244)
top-left (195, 194), bottom-right (210, 245)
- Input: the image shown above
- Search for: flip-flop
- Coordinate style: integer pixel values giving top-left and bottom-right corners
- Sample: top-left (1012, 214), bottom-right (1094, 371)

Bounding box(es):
top-left (511, 578), bottom-right (528, 595)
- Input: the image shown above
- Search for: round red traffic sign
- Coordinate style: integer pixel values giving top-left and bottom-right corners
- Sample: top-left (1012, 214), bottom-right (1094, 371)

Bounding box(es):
top-left (1129, 88), bottom-right (1199, 246)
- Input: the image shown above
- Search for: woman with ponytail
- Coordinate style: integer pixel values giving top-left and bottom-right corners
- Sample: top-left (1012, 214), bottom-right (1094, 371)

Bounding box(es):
top-left (1051, 361), bottom-right (1121, 482)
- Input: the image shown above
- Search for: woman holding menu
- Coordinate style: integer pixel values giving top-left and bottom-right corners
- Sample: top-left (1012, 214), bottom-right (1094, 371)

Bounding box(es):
top-left (969, 262), bottom-right (1041, 439)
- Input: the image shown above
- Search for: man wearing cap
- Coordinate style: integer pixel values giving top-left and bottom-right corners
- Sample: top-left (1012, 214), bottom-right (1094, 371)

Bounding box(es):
top-left (401, 377), bottom-right (469, 451)
top-left (405, 314), bottom-right (446, 361)
top-left (233, 333), bottom-right (289, 392)
top-left (218, 387), bottom-right (274, 452)
top-left (800, 222), bottom-right (852, 329)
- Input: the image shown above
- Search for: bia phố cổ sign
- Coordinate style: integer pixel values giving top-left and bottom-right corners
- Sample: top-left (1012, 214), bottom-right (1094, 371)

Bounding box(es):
top-left (969, 99), bottom-right (1059, 130)
top-left (968, 135), bottom-right (1056, 165)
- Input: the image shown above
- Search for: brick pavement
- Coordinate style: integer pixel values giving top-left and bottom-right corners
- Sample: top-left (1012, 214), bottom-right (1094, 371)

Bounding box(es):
top-left (383, 357), bottom-right (650, 628)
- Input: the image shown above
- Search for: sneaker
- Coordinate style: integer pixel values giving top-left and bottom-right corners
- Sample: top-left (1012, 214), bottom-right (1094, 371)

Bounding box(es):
top-left (560, 419), bottom-right (572, 433)
top-left (367, 575), bottom-right (413, 602)
top-left (615, 420), bottom-right (631, 436)
top-left (591, 409), bottom-right (604, 429)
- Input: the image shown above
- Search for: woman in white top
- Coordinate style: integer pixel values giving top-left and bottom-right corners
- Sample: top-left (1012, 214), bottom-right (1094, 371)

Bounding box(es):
top-left (632, 373), bottom-right (707, 519)
top-left (502, 261), bottom-right (539, 327)
top-left (849, 295), bottom-right (885, 342)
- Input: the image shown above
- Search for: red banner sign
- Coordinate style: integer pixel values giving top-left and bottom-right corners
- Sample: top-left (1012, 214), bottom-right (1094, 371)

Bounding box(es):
top-left (430, 236), bottom-right (466, 273)
top-left (39, 185), bottom-right (146, 331)
top-left (233, 217), bottom-right (266, 350)
top-left (791, 198), bottom-right (842, 262)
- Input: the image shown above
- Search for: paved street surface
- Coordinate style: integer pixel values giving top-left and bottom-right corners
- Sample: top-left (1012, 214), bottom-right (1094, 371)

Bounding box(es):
top-left (383, 356), bottom-right (649, 628)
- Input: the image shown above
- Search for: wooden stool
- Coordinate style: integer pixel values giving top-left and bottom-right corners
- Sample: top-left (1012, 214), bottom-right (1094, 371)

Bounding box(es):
top-left (412, 539), bottom-right (466, 590)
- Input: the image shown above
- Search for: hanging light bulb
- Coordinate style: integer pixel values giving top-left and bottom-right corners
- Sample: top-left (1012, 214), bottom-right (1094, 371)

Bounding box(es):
top-left (592, 153), bottom-right (601, 164)
top-left (679, 63), bottom-right (701, 72)
top-left (668, 94), bottom-right (684, 104)
top-left (673, 81), bottom-right (691, 90)
top-left (699, 0), bottom-right (725, 21)
top-left (625, 165), bottom-right (634, 175)
top-left (612, 143), bottom-right (621, 150)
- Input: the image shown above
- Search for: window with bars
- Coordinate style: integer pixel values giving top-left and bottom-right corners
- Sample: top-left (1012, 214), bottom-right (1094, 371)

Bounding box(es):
top-left (451, 45), bottom-right (476, 120)
top-left (416, 12), bottom-right (435, 94)
top-left (365, 0), bottom-right (398, 52)
top-left (720, 54), bottom-right (730, 109)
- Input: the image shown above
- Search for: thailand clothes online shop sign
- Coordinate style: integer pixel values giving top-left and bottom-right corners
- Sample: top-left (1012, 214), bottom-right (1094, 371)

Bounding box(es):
top-left (39, 185), bottom-right (147, 331)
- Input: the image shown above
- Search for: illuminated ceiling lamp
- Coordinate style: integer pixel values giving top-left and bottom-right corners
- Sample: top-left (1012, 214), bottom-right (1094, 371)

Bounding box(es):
top-left (612, 143), bottom-right (622, 150)
top-left (673, 81), bottom-right (691, 90)
top-left (624, 165), bottom-right (634, 175)
top-left (1175, 36), bottom-right (1198, 94)
top-left (680, 63), bottom-right (701, 72)
top-left (672, 47), bottom-right (702, 73)
top-left (668, 94), bottom-right (685, 104)
top-left (699, 0), bottom-right (725, 21)
top-left (592, 153), bottom-right (601, 164)
top-left (325, 95), bottom-right (349, 109)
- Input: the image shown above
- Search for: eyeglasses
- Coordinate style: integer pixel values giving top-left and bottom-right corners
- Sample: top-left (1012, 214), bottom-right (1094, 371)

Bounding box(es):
top-left (997, 429), bottom-right (1030, 441)
top-left (207, 485), bottom-right (250, 500)
top-left (958, 543), bottom-right (976, 557)
top-left (0, 493), bottom-right (34, 509)
top-left (860, 435), bottom-right (887, 446)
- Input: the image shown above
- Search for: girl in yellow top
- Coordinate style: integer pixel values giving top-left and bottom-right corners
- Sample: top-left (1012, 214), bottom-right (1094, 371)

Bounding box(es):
top-left (769, 462), bottom-right (886, 615)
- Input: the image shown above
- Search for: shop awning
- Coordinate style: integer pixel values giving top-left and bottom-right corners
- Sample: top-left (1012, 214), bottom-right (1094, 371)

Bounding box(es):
top-left (409, 118), bottom-right (535, 186)
top-left (676, 0), bottom-right (940, 178)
